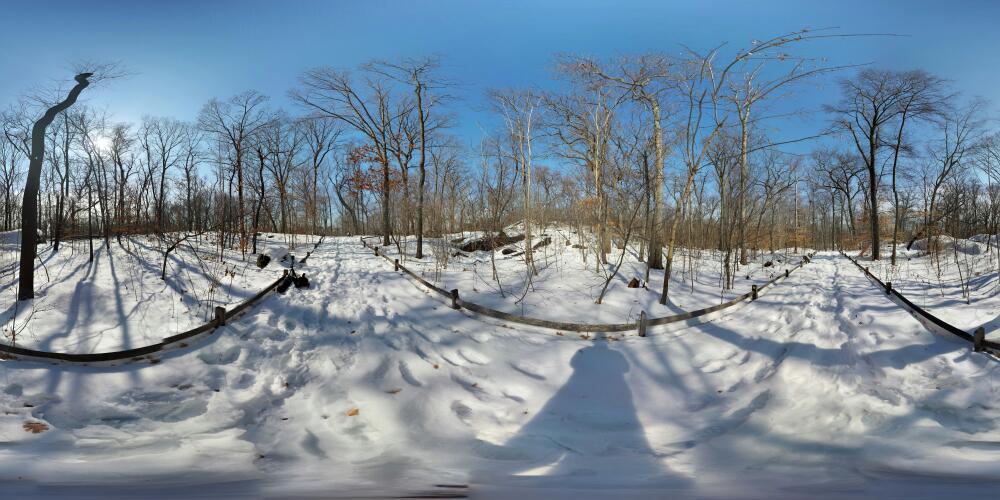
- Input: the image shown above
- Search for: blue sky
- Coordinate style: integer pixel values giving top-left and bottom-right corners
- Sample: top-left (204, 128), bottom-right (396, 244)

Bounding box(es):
top-left (2, 0), bottom-right (998, 156)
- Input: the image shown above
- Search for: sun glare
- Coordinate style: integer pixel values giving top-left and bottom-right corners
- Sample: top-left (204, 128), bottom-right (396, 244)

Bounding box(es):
top-left (93, 135), bottom-right (113, 152)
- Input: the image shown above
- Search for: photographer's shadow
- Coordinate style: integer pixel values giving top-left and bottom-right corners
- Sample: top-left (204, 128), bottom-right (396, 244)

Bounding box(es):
top-left (473, 341), bottom-right (687, 489)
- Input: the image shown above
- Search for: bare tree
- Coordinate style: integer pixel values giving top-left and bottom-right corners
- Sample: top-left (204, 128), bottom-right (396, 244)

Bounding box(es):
top-left (292, 67), bottom-right (396, 245)
top-left (18, 72), bottom-right (93, 300)
top-left (490, 89), bottom-right (541, 276)
top-left (198, 90), bottom-right (271, 257)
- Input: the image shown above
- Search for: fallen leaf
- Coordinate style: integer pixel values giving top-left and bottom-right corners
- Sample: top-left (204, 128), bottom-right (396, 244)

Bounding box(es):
top-left (386, 388), bottom-right (402, 394)
top-left (346, 408), bottom-right (359, 417)
top-left (23, 421), bottom-right (48, 434)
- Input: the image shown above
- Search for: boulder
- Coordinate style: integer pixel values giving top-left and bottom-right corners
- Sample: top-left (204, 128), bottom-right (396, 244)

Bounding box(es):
top-left (256, 254), bottom-right (271, 269)
top-left (459, 231), bottom-right (525, 252)
top-left (532, 236), bottom-right (553, 250)
top-left (911, 235), bottom-right (983, 255)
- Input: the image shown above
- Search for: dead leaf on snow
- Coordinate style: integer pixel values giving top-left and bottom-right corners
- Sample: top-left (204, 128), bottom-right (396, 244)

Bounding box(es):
top-left (23, 421), bottom-right (49, 434)
top-left (346, 408), bottom-right (360, 417)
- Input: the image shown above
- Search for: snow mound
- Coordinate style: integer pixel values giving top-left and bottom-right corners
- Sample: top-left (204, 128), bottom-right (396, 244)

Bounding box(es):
top-left (969, 234), bottom-right (1000, 245)
top-left (910, 235), bottom-right (984, 255)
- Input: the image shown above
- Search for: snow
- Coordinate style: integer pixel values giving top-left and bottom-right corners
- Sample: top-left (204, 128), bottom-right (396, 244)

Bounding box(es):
top-left (909, 235), bottom-right (984, 255)
top-left (2, 236), bottom-right (1000, 498)
top-left (1, 233), bottom-right (317, 353)
top-left (857, 237), bottom-right (1000, 335)
top-left (374, 226), bottom-right (799, 324)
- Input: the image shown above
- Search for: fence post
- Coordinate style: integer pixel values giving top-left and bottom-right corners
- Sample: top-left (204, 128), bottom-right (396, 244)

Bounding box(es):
top-left (638, 311), bottom-right (648, 337)
top-left (974, 327), bottom-right (985, 352)
top-left (394, 258), bottom-right (399, 272)
top-left (214, 306), bottom-right (226, 327)
top-left (450, 289), bottom-right (460, 310)
top-left (885, 281), bottom-right (892, 295)
top-left (751, 284), bottom-right (758, 300)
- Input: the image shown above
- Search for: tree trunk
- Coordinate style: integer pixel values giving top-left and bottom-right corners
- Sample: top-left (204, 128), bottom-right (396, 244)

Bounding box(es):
top-left (415, 82), bottom-right (427, 259)
top-left (868, 130), bottom-right (880, 260)
top-left (647, 99), bottom-right (664, 270)
top-left (17, 73), bottom-right (91, 301)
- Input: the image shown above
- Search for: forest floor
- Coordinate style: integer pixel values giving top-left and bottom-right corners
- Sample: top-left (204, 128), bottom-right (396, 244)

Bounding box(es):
top-left (0, 235), bottom-right (999, 499)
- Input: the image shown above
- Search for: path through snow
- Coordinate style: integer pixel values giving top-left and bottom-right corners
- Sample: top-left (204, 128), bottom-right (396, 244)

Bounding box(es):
top-left (1, 239), bottom-right (999, 499)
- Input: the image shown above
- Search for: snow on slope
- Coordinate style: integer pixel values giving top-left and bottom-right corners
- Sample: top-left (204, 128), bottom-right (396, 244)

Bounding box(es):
top-left (377, 227), bottom-right (797, 325)
top-left (1, 238), bottom-right (999, 499)
top-left (0, 233), bottom-right (317, 353)
top-left (857, 238), bottom-right (1000, 335)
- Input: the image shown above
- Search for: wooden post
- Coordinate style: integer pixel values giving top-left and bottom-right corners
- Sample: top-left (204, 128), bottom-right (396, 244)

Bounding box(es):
top-left (885, 281), bottom-right (892, 295)
top-left (974, 327), bottom-right (985, 352)
top-left (214, 306), bottom-right (226, 327)
top-left (751, 284), bottom-right (758, 300)
top-left (394, 258), bottom-right (399, 271)
top-left (450, 289), bottom-right (460, 310)
top-left (637, 311), bottom-right (647, 338)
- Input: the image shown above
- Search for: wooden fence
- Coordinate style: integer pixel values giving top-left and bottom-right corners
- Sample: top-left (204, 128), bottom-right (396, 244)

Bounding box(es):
top-left (361, 236), bottom-right (813, 336)
top-left (0, 236), bottom-right (325, 366)
top-left (840, 251), bottom-right (999, 355)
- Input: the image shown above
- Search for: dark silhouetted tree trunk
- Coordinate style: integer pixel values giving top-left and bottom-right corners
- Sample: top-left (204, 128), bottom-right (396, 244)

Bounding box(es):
top-left (18, 73), bottom-right (91, 300)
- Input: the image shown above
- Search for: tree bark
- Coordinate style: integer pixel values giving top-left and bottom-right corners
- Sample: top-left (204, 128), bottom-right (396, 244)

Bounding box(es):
top-left (18, 73), bottom-right (91, 300)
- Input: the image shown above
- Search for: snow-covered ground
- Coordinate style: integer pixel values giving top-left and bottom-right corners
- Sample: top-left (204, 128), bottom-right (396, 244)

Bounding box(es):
top-left (1, 232), bottom-right (318, 353)
top-left (374, 226), bottom-right (802, 324)
top-left (852, 235), bottom-right (1000, 338)
top-left (2, 236), bottom-right (999, 498)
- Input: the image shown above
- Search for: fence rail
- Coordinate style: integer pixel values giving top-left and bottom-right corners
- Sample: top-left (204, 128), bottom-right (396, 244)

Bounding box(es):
top-left (839, 251), bottom-right (999, 354)
top-left (0, 236), bottom-right (325, 366)
top-left (361, 236), bottom-right (812, 336)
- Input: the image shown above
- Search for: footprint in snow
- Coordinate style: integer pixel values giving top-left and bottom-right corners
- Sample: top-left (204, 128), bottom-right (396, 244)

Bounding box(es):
top-left (503, 391), bottom-right (525, 404)
top-left (509, 361), bottom-right (545, 380)
top-left (370, 356), bottom-right (392, 382)
top-left (198, 345), bottom-right (241, 365)
top-left (451, 400), bottom-right (473, 424)
top-left (398, 360), bottom-right (423, 387)
top-left (451, 373), bottom-right (486, 395)
top-left (441, 351), bottom-right (466, 367)
top-left (459, 348), bottom-right (490, 365)
top-left (700, 359), bottom-right (727, 374)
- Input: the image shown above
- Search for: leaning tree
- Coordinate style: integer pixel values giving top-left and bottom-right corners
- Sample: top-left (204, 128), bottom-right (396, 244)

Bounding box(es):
top-left (18, 72), bottom-right (93, 300)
